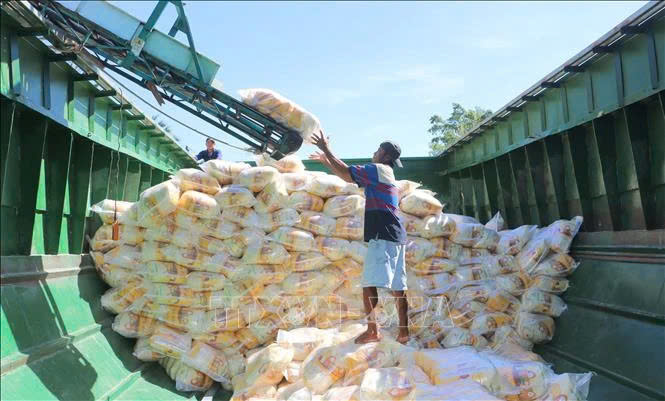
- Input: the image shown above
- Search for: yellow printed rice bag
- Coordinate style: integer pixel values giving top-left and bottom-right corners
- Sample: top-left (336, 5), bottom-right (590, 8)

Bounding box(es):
top-left (133, 337), bottom-right (162, 361)
top-left (147, 325), bottom-right (192, 358)
top-left (177, 190), bottom-right (220, 219)
top-left (160, 357), bottom-right (213, 392)
top-left (405, 237), bottom-right (437, 264)
top-left (200, 160), bottom-right (251, 185)
top-left (90, 199), bottom-right (135, 224)
top-left (214, 185), bottom-right (257, 208)
top-left (234, 166), bottom-right (280, 192)
top-left (296, 211), bottom-right (336, 236)
top-left (137, 180), bottom-right (180, 220)
top-left (175, 168), bottom-right (220, 195)
top-left (288, 191), bottom-right (324, 212)
top-left (333, 216), bottom-right (364, 241)
top-left (255, 177), bottom-right (289, 213)
top-left (399, 190), bottom-right (443, 217)
top-left (282, 173), bottom-right (313, 193)
top-left (497, 225), bottom-right (538, 255)
top-left (470, 312), bottom-right (513, 335)
top-left (515, 312), bottom-right (555, 344)
top-left (420, 213), bottom-right (478, 239)
top-left (90, 224), bottom-right (144, 252)
top-left (269, 226), bottom-right (316, 252)
top-left (315, 236), bottom-right (349, 261)
top-left (412, 257), bottom-right (458, 275)
top-left (112, 312), bottom-right (159, 338)
top-left (396, 211), bottom-right (425, 237)
top-left (242, 240), bottom-right (289, 264)
top-left (307, 174), bottom-right (353, 198)
top-left (520, 288), bottom-right (567, 317)
top-left (323, 195), bottom-right (364, 217)
top-left (529, 275), bottom-right (569, 294)
top-left (100, 281), bottom-right (147, 314)
top-left (348, 241), bottom-right (367, 263)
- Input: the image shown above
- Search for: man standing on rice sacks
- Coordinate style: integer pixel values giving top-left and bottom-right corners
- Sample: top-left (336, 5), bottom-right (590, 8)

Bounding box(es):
top-left (310, 130), bottom-right (409, 344)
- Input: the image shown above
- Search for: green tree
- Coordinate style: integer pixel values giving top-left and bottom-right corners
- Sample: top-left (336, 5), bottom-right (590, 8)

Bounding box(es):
top-left (428, 103), bottom-right (492, 155)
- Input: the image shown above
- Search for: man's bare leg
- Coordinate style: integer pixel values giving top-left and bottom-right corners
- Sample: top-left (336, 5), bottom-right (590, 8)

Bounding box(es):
top-left (392, 290), bottom-right (409, 344)
top-left (356, 286), bottom-right (382, 344)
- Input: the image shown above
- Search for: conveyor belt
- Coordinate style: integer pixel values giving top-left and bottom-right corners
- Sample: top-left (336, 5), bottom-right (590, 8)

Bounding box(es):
top-left (10, 0), bottom-right (304, 159)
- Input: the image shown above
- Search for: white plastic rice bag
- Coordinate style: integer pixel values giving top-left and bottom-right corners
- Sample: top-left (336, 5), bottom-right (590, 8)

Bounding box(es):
top-left (542, 216), bottom-right (583, 253)
top-left (177, 190), bottom-right (220, 219)
top-left (515, 312), bottom-right (555, 344)
top-left (242, 240), bottom-right (290, 264)
top-left (296, 211), bottom-right (336, 236)
top-left (282, 172), bottom-right (313, 193)
top-left (520, 288), bottom-right (567, 317)
top-left (529, 275), bottom-right (569, 294)
top-left (315, 236), bottom-right (349, 261)
top-left (470, 312), bottom-right (513, 335)
top-left (133, 337), bottom-right (162, 361)
top-left (288, 191), bottom-right (324, 212)
top-left (399, 190), bottom-right (443, 217)
top-left (405, 237), bottom-right (437, 264)
top-left (395, 180), bottom-right (421, 201)
top-left (136, 180), bottom-right (180, 221)
top-left (442, 327), bottom-right (489, 349)
top-left (238, 88), bottom-right (321, 141)
top-left (348, 241), bottom-right (367, 263)
top-left (182, 340), bottom-right (241, 385)
top-left (90, 224), bottom-right (144, 252)
top-left (148, 325), bottom-right (192, 358)
top-left (175, 168), bottom-right (220, 195)
top-left (307, 174), bottom-right (353, 198)
top-left (160, 357), bottom-right (213, 392)
top-left (112, 312), bottom-right (159, 338)
top-left (286, 251), bottom-right (330, 272)
top-left (138, 261), bottom-right (188, 284)
top-left (420, 213), bottom-right (478, 239)
top-left (234, 166), bottom-right (280, 192)
top-left (200, 159), bottom-right (251, 185)
top-left (358, 367), bottom-right (416, 400)
top-left (231, 343), bottom-right (295, 395)
top-left (90, 199), bottom-right (134, 224)
top-left (257, 153), bottom-right (306, 173)
top-left (449, 222), bottom-right (500, 249)
top-left (269, 226), bottom-right (316, 251)
top-left (214, 184), bottom-right (257, 208)
top-left (529, 252), bottom-right (579, 277)
top-left (100, 281), bottom-right (147, 314)
top-left (411, 257), bottom-right (458, 275)
top-left (255, 176), bottom-right (289, 213)
top-left (497, 225), bottom-right (538, 255)
top-left (323, 195), bottom-right (364, 217)
top-left (333, 216), bottom-right (364, 241)
top-left (485, 211), bottom-right (505, 231)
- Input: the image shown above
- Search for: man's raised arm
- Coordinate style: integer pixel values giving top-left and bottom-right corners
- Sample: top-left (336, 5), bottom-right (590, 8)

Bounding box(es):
top-left (309, 130), bottom-right (353, 183)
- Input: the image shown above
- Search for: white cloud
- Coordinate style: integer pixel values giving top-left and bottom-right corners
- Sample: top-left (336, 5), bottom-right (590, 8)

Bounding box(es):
top-left (367, 64), bottom-right (464, 104)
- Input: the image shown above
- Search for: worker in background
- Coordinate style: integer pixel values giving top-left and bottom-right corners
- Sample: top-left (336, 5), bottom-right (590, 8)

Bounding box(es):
top-left (196, 137), bottom-right (222, 162)
top-left (310, 130), bottom-right (409, 344)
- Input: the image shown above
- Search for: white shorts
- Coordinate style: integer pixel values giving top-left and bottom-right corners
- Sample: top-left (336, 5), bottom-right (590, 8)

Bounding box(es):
top-left (362, 239), bottom-right (407, 291)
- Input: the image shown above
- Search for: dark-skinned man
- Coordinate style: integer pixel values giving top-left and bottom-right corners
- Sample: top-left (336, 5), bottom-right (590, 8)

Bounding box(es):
top-left (310, 130), bottom-right (409, 344)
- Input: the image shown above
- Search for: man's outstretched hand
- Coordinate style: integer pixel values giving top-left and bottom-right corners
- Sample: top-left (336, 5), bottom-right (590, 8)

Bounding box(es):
top-left (309, 151), bottom-right (328, 163)
top-left (311, 130), bottom-right (330, 153)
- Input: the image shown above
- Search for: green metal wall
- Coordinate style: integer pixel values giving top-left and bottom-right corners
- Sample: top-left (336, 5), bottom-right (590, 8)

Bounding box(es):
top-left (433, 12), bottom-right (665, 401)
top-left (438, 16), bottom-right (664, 231)
top-left (0, 17), bottom-right (196, 256)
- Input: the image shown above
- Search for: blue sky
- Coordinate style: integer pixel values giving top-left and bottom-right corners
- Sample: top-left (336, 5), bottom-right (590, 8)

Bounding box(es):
top-left (64, 1), bottom-right (646, 161)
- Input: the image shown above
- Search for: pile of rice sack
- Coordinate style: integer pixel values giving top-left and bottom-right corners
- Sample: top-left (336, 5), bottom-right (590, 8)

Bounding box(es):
top-left (89, 155), bottom-right (591, 400)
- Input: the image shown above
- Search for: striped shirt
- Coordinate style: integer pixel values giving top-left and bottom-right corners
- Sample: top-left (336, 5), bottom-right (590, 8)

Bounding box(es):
top-left (348, 163), bottom-right (406, 244)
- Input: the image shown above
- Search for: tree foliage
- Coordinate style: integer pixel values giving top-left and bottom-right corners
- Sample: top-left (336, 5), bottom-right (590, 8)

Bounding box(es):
top-left (428, 103), bottom-right (492, 155)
